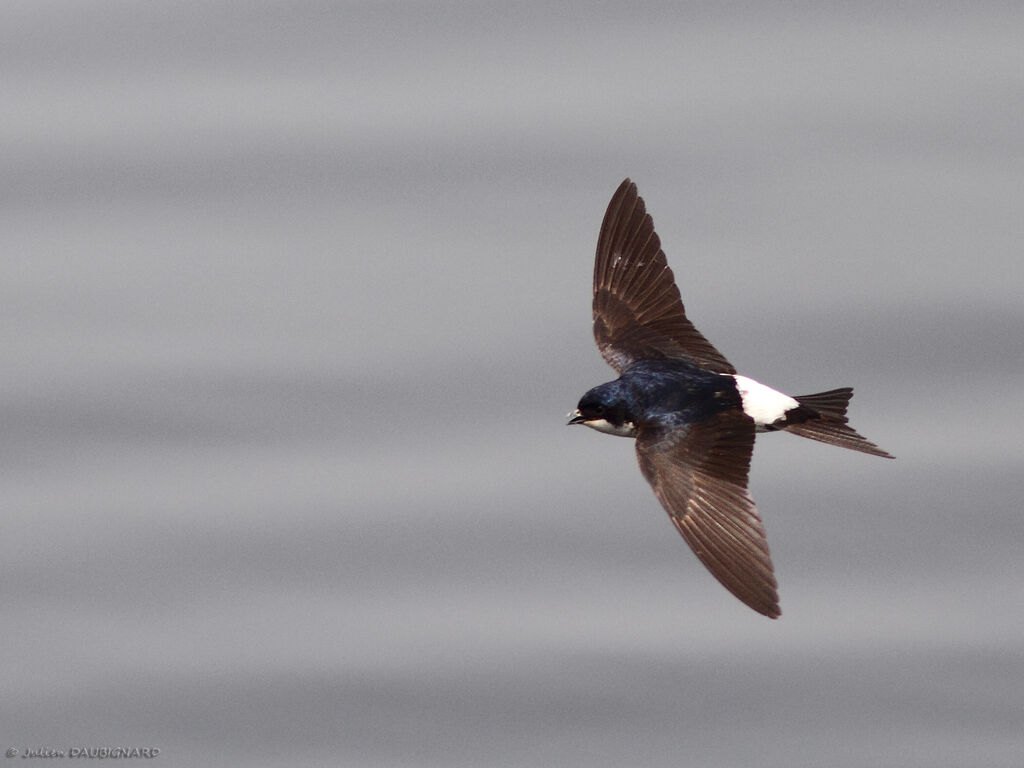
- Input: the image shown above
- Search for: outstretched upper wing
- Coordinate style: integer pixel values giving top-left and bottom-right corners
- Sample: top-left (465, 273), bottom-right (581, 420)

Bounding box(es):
top-left (593, 179), bottom-right (735, 375)
top-left (635, 410), bottom-right (780, 618)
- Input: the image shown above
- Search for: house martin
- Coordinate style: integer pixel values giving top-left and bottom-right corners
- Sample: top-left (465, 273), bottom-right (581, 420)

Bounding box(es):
top-left (569, 179), bottom-right (893, 619)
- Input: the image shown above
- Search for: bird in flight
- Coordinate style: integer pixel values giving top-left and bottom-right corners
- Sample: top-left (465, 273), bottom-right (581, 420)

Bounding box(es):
top-left (569, 179), bottom-right (893, 618)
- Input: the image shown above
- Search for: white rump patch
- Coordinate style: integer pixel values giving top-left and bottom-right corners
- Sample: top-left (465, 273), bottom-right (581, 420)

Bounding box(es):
top-left (731, 375), bottom-right (799, 429)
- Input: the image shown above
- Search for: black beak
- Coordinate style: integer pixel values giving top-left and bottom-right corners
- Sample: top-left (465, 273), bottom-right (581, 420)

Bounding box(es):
top-left (567, 409), bottom-right (585, 426)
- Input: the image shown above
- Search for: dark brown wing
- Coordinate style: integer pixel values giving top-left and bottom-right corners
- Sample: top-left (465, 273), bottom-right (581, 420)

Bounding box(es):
top-left (635, 410), bottom-right (780, 618)
top-left (593, 179), bottom-right (735, 375)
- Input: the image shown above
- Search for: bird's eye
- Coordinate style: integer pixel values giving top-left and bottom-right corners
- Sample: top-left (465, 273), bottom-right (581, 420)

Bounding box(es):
top-left (592, 404), bottom-right (605, 415)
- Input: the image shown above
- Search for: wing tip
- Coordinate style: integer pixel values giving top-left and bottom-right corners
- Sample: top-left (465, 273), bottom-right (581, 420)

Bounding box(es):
top-left (610, 178), bottom-right (638, 210)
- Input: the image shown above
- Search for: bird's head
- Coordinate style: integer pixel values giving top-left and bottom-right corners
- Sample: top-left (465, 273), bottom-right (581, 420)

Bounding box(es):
top-left (567, 382), bottom-right (636, 437)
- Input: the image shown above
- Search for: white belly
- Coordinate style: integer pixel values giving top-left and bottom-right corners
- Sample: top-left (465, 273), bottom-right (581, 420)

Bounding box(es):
top-left (731, 374), bottom-right (799, 429)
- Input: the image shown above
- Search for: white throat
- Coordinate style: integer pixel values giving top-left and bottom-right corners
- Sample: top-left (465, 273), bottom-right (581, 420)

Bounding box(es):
top-left (581, 417), bottom-right (637, 438)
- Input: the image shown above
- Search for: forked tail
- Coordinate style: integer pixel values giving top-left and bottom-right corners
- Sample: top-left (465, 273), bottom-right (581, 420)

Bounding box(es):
top-left (781, 388), bottom-right (894, 458)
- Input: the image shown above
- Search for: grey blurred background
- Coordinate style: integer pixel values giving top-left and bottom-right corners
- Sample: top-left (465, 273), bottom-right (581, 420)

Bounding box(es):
top-left (4, 2), bottom-right (1022, 766)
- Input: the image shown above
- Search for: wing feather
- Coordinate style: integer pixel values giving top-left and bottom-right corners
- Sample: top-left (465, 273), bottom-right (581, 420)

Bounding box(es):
top-left (636, 411), bottom-right (780, 618)
top-left (593, 179), bottom-right (735, 375)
